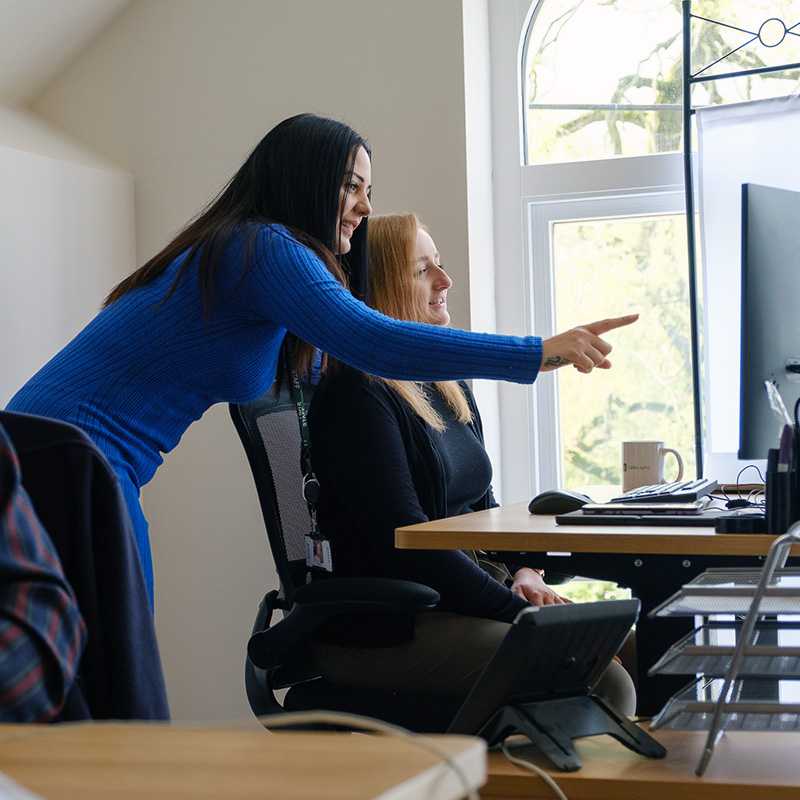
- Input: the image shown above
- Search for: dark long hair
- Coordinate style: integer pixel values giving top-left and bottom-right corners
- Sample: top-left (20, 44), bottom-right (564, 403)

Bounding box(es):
top-left (104, 113), bottom-right (371, 377)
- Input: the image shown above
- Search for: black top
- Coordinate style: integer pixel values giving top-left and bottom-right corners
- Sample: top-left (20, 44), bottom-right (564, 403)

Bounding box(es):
top-left (308, 367), bottom-right (527, 622)
top-left (426, 387), bottom-right (493, 518)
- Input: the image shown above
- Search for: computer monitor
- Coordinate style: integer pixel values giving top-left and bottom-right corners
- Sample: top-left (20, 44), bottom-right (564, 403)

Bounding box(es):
top-left (739, 183), bottom-right (800, 460)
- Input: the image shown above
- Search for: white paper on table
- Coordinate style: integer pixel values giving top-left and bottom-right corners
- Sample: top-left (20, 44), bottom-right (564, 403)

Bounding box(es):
top-left (0, 773), bottom-right (44, 800)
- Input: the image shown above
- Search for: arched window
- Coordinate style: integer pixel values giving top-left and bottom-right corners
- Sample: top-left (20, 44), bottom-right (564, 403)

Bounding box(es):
top-left (522, 0), bottom-right (800, 165)
top-left (490, 0), bottom-right (800, 499)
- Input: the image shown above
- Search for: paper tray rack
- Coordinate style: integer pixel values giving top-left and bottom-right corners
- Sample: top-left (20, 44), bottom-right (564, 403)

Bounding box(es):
top-left (647, 523), bottom-right (800, 775)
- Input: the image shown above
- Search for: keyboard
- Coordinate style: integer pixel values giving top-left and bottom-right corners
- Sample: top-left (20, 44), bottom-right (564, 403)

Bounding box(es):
top-left (609, 477), bottom-right (719, 504)
top-left (556, 508), bottom-right (725, 527)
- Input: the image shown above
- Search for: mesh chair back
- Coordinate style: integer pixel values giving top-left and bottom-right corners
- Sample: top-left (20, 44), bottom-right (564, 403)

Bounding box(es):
top-left (230, 383), bottom-right (314, 604)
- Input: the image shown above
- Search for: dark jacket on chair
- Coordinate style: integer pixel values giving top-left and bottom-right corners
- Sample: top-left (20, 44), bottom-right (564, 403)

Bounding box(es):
top-left (0, 411), bottom-right (169, 721)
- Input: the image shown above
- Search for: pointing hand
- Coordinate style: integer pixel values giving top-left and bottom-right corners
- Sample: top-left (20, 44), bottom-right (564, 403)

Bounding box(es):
top-left (540, 314), bottom-right (639, 374)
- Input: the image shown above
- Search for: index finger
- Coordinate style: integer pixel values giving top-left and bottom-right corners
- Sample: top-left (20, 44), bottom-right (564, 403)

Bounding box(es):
top-left (584, 313), bottom-right (639, 336)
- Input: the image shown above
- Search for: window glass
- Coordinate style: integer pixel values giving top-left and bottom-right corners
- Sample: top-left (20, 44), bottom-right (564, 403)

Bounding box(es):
top-left (552, 213), bottom-right (697, 492)
top-left (523, 0), bottom-right (800, 164)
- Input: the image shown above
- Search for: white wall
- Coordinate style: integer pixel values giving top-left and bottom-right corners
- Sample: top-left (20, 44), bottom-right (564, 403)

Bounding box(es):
top-left (462, 0), bottom-right (503, 499)
top-left (0, 106), bottom-right (134, 406)
top-left (30, 0), bottom-right (481, 722)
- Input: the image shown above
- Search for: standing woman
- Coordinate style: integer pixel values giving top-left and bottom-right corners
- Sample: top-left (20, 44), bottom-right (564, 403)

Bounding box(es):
top-left (7, 114), bottom-right (635, 604)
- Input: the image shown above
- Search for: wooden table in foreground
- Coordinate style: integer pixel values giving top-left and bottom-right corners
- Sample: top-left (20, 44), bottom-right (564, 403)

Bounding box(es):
top-left (0, 723), bottom-right (485, 800)
top-left (484, 729), bottom-right (800, 799)
top-left (396, 502), bottom-right (800, 715)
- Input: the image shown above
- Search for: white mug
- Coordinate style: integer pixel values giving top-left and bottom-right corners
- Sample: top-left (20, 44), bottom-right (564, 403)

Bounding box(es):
top-left (621, 441), bottom-right (684, 492)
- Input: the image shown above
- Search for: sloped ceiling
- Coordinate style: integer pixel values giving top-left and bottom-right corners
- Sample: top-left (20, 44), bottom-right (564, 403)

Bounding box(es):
top-left (0, 0), bottom-right (129, 106)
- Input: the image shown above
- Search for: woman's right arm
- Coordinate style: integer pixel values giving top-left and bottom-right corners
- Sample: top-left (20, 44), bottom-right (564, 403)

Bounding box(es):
top-left (248, 228), bottom-right (538, 383)
top-left (246, 227), bottom-right (636, 383)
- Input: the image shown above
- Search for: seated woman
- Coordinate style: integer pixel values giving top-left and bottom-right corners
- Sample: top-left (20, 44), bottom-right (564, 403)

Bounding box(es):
top-left (308, 213), bottom-right (635, 714)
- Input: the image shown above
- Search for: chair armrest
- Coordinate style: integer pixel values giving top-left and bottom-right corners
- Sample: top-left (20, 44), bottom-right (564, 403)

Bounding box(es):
top-left (293, 577), bottom-right (439, 611)
top-left (248, 578), bottom-right (439, 670)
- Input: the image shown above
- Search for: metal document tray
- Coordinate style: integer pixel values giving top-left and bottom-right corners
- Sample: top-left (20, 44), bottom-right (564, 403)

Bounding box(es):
top-left (651, 676), bottom-right (800, 731)
top-left (649, 568), bottom-right (800, 618)
top-left (648, 621), bottom-right (800, 678)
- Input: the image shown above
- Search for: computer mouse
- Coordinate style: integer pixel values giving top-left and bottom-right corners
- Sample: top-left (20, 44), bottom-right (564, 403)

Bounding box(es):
top-left (528, 489), bottom-right (592, 515)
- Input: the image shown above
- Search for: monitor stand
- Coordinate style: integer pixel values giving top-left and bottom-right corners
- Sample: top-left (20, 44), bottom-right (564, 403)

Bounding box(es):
top-left (480, 694), bottom-right (666, 772)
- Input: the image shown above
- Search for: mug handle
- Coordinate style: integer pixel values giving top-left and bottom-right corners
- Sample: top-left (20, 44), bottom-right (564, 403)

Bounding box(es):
top-left (662, 447), bottom-right (684, 482)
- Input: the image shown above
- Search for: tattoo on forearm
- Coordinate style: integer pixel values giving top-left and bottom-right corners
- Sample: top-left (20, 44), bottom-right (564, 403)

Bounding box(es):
top-left (544, 356), bottom-right (569, 367)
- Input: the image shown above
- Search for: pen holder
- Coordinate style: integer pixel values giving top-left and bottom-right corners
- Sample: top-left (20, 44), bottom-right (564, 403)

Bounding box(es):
top-left (766, 448), bottom-right (780, 534)
top-left (794, 424), bottom-right (800, 525)
top-left (766, 425), bottom-right (800, 535)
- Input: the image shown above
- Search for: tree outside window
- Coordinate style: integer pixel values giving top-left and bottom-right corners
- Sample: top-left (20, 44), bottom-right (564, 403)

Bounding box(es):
top-left (524, 0), bottom-right (800, 166)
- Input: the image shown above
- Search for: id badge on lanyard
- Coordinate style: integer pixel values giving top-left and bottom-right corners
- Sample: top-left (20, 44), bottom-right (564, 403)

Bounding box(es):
top-left (304, 532), bottom-right (333, 572)
top-left (302, 473), bottom-right (333, 572)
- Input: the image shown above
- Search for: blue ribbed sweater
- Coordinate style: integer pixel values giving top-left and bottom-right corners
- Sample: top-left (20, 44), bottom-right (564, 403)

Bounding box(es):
top-left (7, 225), bottom-right (542, 600)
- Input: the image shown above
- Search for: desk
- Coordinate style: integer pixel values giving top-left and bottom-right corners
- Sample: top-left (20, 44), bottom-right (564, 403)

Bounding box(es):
top-left (0, 723), bottom-right (485, 800)
top-left (396, 503), bottom-right (800, 714)
top-left (395, 503), bottom-right (796, 555)
top-left (484, 729), bottom-right (800, 799)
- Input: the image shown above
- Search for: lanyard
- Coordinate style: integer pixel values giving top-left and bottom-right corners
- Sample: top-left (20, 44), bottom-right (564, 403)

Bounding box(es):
top-left (289, 371), bottom-right (320, 532)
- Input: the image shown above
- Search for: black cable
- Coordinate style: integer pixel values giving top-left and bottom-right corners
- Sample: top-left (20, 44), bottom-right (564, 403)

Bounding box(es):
top-left (736, 464), bottom-right (766, 487)
top-left (713, 486), bottom-right (732, 502)
top-left (713, 466), bottom-right (767, 509)
top-left (726, 499), bottom-right (754, 509)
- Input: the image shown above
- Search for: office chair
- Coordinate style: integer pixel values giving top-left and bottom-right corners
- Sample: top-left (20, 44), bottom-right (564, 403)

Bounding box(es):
top-left (0, 411), bottom-right (169, 721)
top-left (229, 382), bottom-right (461, 731)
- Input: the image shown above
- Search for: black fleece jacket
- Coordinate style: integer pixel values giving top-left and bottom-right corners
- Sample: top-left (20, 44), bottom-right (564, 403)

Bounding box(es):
top-left (308, 367), bottom-right (527, 623)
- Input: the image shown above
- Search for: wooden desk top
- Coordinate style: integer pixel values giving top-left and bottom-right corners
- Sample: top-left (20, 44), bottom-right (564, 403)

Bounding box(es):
top-left (0, 723), bottom-right (485, 800)
top-left (396, 501), bottom-right (800, 557)
top-left (484, 729), bottom-right (800, 799)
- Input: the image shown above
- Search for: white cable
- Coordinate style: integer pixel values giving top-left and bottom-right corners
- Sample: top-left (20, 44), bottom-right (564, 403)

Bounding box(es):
top-left (257, 710), bottom-right (479, 800)
top-left (500, 739), bottom-right (569, 800)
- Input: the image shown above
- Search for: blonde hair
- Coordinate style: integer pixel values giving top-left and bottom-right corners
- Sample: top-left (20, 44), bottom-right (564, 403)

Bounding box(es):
top-left (367, 213), bottom-right (473, 431)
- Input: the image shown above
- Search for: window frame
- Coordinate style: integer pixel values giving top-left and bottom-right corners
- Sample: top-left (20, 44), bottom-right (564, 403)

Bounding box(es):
top-left (527, 188), bottom-right (687, 491)
top-left (489, 0), bottom-right (688, 502)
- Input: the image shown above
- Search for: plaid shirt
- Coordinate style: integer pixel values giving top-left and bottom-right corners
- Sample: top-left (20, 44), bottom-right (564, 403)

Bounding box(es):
top-left (0, 424), bottom-right (86, 721)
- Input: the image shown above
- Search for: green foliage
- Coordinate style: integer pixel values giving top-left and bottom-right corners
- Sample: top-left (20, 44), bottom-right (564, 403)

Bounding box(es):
top-left (558, 579), bottom-right (631, 603)
top-left (567, 395), bottom-right (673, 483)
top-left (554, 214), bottom-right (695, 488)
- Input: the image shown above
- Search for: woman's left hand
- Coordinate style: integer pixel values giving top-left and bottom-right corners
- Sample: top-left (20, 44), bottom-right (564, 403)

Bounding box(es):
top-left (510, 568), bottom-right (570, 606)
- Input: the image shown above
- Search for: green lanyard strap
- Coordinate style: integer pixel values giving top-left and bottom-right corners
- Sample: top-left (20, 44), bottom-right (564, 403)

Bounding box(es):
top-left (289, 371), bottom-right (320, 533)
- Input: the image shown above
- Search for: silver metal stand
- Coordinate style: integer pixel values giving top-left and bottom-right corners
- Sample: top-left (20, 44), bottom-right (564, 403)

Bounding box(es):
top-left (695, 521), bottom-right (800, 775)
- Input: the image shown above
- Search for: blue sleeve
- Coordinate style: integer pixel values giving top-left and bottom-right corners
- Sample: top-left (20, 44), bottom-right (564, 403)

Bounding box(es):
top-left (245, 226), bottom-right (542, 384)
